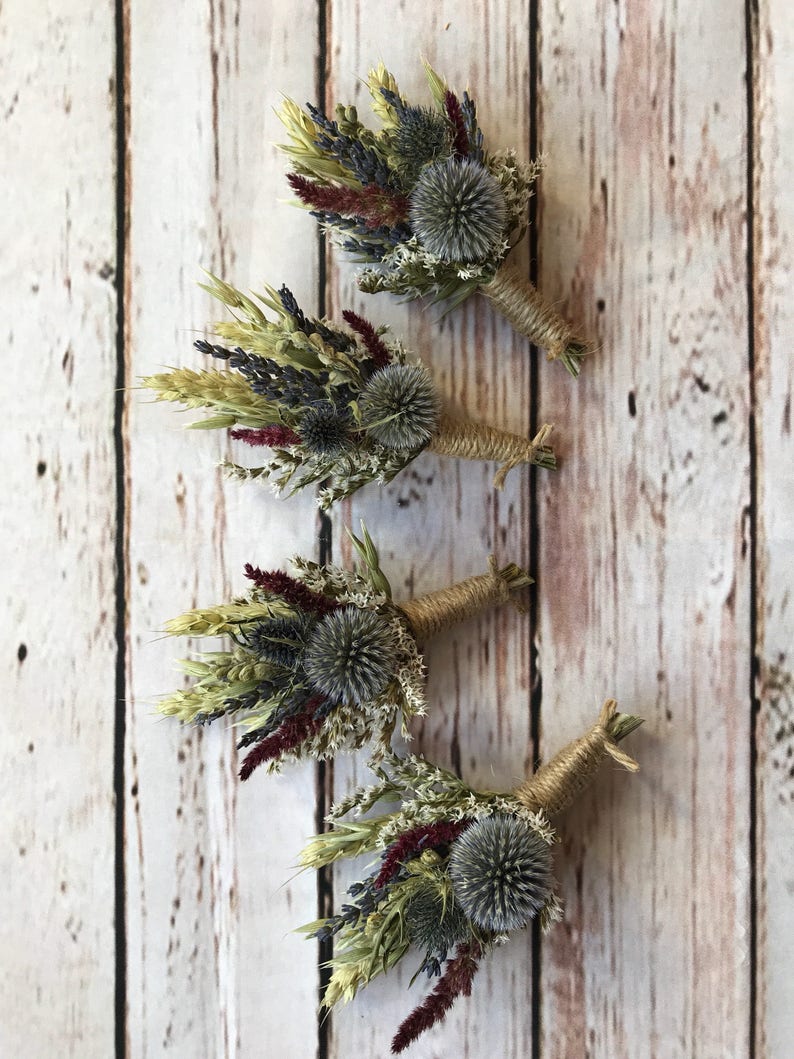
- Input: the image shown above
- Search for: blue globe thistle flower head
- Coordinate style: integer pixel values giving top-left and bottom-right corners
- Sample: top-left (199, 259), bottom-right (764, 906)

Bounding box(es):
top-left (448, 814), bottom-right (551, 932)
top-left (303, 606), bottom-right (398, 705)
top-left (359, 362), bottom-right (441, 450)
top-left (409, 157), bottom-right (507, 263)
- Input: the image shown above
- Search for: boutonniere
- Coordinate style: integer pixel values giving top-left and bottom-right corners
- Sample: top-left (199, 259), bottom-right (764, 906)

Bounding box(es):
top-left (159, 527), bottom-right (532, 776)
top-left (278, 61), bottom-right (589, 376)
top-left (144, 278), bottom-right (555, 509)
top-left (300, 700), bottom-right (642, 1053)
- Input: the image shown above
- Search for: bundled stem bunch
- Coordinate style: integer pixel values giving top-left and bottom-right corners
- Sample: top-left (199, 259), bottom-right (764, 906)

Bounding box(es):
top-left (278, 61), bottom-right (590, 376)
top-left (300, 700), bottom-right (642, 1052)
top-left (144, 276), bottom-right (555, 509)
top-left (159, 528), bottom-right (532, 776)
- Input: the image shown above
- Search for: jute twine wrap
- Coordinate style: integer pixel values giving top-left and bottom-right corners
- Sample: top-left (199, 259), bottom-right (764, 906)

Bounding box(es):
top-left (514, 700), bottom-right (640, 818)
top-left (397, 556), bottom-right (532, 642)
top-left (428, 414), bottom-right (555, 488)
top-left (482, 265), bottom-right (589, 377)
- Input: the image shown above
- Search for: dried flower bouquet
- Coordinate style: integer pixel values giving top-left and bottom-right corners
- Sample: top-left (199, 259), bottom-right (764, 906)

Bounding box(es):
top-left (278, 61), bottom-right (590, 376)
top-left (301, 701), bottom-right (642, 1052)
top-left (159, 527), bottom-right (532, 776)
top-left (144, 276), bottom-right (555, 509)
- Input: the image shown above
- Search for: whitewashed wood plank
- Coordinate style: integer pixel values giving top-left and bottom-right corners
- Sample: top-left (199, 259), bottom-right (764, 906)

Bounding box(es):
top-left (323, 7), bottom-right (540, 1056)
top-left (124, 2), bottom-right (321, 1055)
top-left (537, 2), bottom-right (751, 1056)
top-left (753, 1), bottom-right (794, 1054)
top-left (0, 4), bottom-right (117, 1057)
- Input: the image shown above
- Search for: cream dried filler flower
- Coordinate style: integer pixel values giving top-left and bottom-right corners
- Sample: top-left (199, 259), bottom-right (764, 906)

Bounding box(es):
top-left (143, 275), bottom-right (556, 509)
top-left (158, 526), bottom-right (534, 776)
top-left (278, 61), bottom-right (590, 376)
top-left (300, 700), bottom-right (643, 1053)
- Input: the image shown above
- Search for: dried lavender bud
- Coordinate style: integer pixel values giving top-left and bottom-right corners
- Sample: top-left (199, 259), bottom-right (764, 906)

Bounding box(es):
top-left (409, 157), bottom-right (507, 263)
top-left (359, 363), bottom-right (440, 450)
top-left (303, 606), bottom-right (397, 705)
top-left (298, 403), bottom-right (354, 456)
top-left (405, 885), bottom-right (467, 958)
top-left (448, 814), bottom-right (551, 932)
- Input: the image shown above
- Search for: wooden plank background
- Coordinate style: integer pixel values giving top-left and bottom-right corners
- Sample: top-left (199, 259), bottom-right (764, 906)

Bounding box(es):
top-left (2, 1), bottom-right (791, 1056)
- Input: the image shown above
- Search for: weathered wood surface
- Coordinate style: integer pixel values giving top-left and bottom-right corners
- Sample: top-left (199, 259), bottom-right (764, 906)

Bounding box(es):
top-left (123, 2), bottom-right (320, 1055)
top-left (754, 1), bottom-right (794, 1055)
top-left (4, 0), bottom-right (793, 1057)
top-left (0, 4), bottom-right (118, 1057)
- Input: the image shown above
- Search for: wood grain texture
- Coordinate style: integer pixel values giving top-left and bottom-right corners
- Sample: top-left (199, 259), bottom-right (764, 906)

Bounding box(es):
top-left (124, 2), bottom-right (321, 1054)
top-left (753, 1), bottom-right (794, 1055)
top-left (536, 2), bottom-right (752, 1057)
top-left (0, 4), bottom-right (118, 1056)
top-left (5, 1), bottom-right (791, 1056)
top-left (324, 6), bottom-right (539, 1056)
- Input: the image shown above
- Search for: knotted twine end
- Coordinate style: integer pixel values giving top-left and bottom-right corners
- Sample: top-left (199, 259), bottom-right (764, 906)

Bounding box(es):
top-left (513, 699), bottom-right (642, 818)
top-left (492, 423), bottom-right (555, 489)
top-left (486, 554), bottom-right (532, 615)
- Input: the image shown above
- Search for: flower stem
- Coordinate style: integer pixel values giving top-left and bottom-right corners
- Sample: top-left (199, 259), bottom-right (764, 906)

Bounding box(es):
top-left (428, 414), bottom-right (555, 485)
top-left (513, 699), bottom-right (643, 817)
top-left (397, 556), bottom-right (532, 641)
top-left (482, 264), bottom-right (590, 377)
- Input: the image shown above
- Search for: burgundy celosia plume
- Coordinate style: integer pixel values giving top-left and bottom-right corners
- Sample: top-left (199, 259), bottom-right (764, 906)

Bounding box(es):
top-left (287, 173), bottom-right (410, 228)
top-left (341, 310), bottom-right (391, 369)
top-left (230, 426), bottom-right (300, 447)
top-left (243, 566), bottom-right (338, 617)
top-left (374, 820), bottom-right (470, 889)
top-left (239, 704), bottom-right (325, 780)
top-left (391, 940), bottom-right (484, 1053)
top-left (443, 91), bottom-right (470, 158)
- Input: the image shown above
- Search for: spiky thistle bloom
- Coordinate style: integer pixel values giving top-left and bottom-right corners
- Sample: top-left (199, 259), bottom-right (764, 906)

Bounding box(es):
top-left (392, 105), bottom-right (451, 183)
top-left (359, 362), bottom-right (440, 450)
top-left (447, 814), bottom-right (552, 932)
top-left (409, 157), bottom-right (507, 263)
top-left (243, 612), bottom-right (316, 670)
top-left (303, 606), bottom-right (398, 705)
top-left (298, 403), bottom-right (353, 456)
top-left (277, 63), bottom-right (590, 375)
top-left (405, 885), bottom-right (467, 959)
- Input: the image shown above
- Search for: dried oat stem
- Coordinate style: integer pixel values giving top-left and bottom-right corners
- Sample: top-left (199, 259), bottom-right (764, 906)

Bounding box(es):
top-left (428, 413), bottom-right (555, 487)
top-left (514, 699), bottom-right (643, 817)
top-left (397, 556), bottom-right (532, 641)
top-left (482, 264), bottom-right (590, 378)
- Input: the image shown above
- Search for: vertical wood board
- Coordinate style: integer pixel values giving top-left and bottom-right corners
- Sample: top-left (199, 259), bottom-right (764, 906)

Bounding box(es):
top-left (324, 6), bottom-right (540, 1056)
top-left (0, 4), bottom-right (117, 1056)
top-left (124, 2), bottom-right (322, 1055)
top-left (753, 0), bottom-right (794, 1054)
top-left (537, 2), bottom-right (751, 1056)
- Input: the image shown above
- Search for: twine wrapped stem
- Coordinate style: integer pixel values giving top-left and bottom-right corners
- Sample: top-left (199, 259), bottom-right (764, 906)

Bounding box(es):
top-left (397, 556), bottom-right (532, 642)
top-left (482, 264), bottom-right (590, 378)
top-left (514, 700), bottom-right (642, 817)
top-left (428, 413), bottom-right (555, 488)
